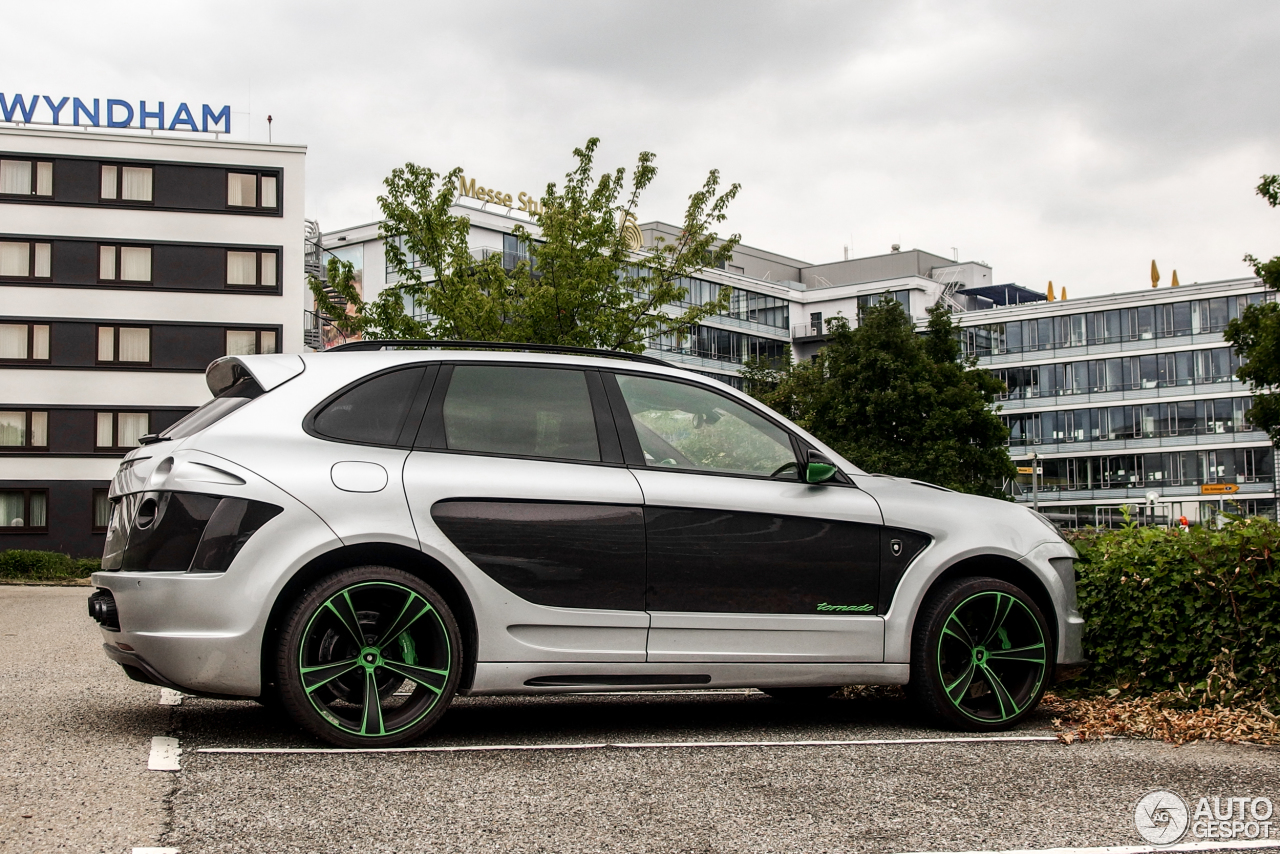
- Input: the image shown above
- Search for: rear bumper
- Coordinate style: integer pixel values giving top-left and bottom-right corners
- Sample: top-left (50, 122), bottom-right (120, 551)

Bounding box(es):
top-left (101, 643), bottom-right (253, 700)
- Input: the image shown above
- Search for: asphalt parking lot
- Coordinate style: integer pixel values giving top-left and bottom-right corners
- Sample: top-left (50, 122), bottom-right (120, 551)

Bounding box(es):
top-left (3, 585), bottom-right (1279, 854)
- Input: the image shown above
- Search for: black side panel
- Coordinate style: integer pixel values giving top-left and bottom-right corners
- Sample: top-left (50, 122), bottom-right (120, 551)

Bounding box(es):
top-left (51, 239), bottom-right (98, 285)
top-left (152, 325), bottom-right (224, 370)
top-left (645, 507), bottom-right (880, 614)
top-left (153, 164), bottom-right (225, 210)
top-left (152, 244), bottom-right (225, 289)
top-left (54, 158), bottom-right (98, 204)
top-left (431, 500), bottom-right (647, 611)
top-left (877, 527), bottom-right (933, 614)
top-left (50, 321), bottom-right (95, 366)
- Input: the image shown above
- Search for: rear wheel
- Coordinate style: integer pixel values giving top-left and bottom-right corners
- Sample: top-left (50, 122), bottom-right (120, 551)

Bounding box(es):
top-left (277, 565), bottom-right (461, 747)
top-left (909, 577), bottom-right (1051, 731)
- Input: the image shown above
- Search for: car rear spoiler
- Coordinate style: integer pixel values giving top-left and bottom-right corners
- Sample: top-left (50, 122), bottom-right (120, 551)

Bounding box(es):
top-left (206, 355), bottom-right (305, 397)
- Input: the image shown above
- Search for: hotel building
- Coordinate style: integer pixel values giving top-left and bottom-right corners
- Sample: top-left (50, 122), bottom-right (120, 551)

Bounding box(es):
top-left (0, 126), bottom-right (305, 557)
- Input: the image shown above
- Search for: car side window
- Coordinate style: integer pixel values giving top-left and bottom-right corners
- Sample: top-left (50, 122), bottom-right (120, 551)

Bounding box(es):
top-left (442, 365), bottom-right (600, 462)
top-left (614, 374), bottom-right (799, 478)
top-left (312, 367), bottom-right (426, 446)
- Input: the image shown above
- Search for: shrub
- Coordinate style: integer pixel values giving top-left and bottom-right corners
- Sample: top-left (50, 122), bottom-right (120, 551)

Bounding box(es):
top-left (0, 550), bottom-right (100, 581)
top-left (1068, 516), bottom-right (1280, 704)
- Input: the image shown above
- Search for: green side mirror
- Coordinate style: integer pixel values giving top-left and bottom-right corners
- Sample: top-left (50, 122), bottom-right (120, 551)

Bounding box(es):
top-left (805, 451), bottom-right (840, 484)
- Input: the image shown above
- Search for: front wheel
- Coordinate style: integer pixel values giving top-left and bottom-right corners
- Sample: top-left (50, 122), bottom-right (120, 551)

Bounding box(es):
top-left (909, 577), bottom-right (1052, 731)
top-left (277, 565), bottom-right (462, 747)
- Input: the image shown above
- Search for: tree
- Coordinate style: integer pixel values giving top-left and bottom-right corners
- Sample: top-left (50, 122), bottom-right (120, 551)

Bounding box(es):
top-left (309, 138), bottom-right (741, 352)
top-left (1225, 174), bottom-right (1280, 444)
top-left (742, 299), bottom-right (1015, 497)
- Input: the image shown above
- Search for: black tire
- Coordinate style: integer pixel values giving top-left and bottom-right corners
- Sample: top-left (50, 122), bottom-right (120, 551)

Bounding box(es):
top-left (908, 576), bottom-right (1053, 731)
top-left (758, 687), bottom-right (839, 702)
top-left (276, 565), bottom-right (462, 748)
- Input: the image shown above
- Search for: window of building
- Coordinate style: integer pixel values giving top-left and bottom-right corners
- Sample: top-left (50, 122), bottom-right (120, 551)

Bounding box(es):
top-left (100, 165), bottom-right (153, 202)
top-left (226, 250), bottom-right (277, 287)
top-left (0, 241), bottom-right (52, 279)
top-left (227, 172), bottom-right (278, 209)
top-left (441, 366), bottom-right (600, 462)
top-left (225, 328), bottom-right (278, 356)
top-left (0, 489), bottom-right (47, 531)
top-left (0, 159), bottom-right (53, 197)
top-left (0, 323), bottom-right (50, 361)
top-left (96, 411), bottom-right (150, 449)
top-left (97, 326), bottom-right (151, 364)
top-left (0, 410), bottom-right (48, 448)
top-left (98, 245), bottom-right (152, 283)
top-left (92, 489), bottom-right (113, 533)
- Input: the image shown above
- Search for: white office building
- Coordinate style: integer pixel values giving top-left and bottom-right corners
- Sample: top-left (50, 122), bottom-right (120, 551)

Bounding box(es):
top-left (0, 127), bottom-right (306, 556)
top-left (313, 192), bottom-right (1273, 525)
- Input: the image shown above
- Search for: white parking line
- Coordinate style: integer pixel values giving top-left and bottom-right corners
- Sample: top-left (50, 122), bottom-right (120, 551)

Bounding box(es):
top-left (898, 840), bottom-right (1280, 854)
top-left (198, 733), bottom-right (1062, 755)
top-left (158, 688), bottom-right (183, 706)
top-left (132, 848), bottom-right (179, 853)
top-left (148, 736), bottom-right (181, 771)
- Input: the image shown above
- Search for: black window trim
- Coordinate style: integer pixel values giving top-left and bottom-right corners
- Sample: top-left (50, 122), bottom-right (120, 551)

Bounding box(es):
top-left (0, 151), bottom-right (284, 217)
top-left (96, 243), bottom-right (154, 284)
top-left (0, 409), bottom-right (48, 452)
top-left (98, 162), bottom-right (155, 205)
top-left (0, 321), bottom-right (50, 363)
top-left (94, 410), bottom-right (152, 452)
top-left (224, 327), bottom-right (280, 357)
top-left (224, 248), bottom-right (280, 289)
top-left (91, 488), bottom-right (113, 533)
top-left (0, 487), bottom-right (48, 533)
top-left (0, 156), bottom-right (53, 198)
top-left (226, 170), bottom-right (280, 211)
top-left (601, 368), bottom-right (854, 486)
top-left (0, 238), bottom-right (53, 281)
top-left (95, 324), bottom-right (153, 366)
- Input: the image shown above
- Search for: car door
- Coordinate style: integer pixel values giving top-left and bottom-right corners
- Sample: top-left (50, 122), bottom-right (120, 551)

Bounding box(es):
top-left (603, 371), bottom-right (886, 663)
top-left (402, 362), bottom-right (649, 664)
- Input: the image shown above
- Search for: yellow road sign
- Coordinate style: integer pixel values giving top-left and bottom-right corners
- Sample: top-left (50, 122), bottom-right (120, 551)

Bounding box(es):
top-left (1200, 483), bottom-right (1240, 495)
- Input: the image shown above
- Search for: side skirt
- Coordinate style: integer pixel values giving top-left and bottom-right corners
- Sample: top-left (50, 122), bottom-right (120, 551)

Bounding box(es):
top-left (464, 662), bottom-right (910, 695)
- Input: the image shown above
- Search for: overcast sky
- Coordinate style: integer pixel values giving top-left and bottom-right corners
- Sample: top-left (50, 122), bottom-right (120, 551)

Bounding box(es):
top-left (6, 1), bottom-right (1280, 297)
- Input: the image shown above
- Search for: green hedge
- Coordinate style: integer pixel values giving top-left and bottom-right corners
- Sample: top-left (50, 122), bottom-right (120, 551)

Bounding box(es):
top-left (1069, 517), bottom-right (1280, 704)
top-left (0, 550), bottom-right (100, 581)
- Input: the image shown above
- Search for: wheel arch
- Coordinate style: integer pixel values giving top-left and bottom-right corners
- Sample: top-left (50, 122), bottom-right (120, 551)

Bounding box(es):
top-left (919, 554), bottom-right (1058, 652)
top-left (259, 542), bottom-right (479, 696)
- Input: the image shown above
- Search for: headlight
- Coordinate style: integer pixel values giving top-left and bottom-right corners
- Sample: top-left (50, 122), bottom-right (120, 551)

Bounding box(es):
top-left (1028, 509), bottom-right (1067, 543)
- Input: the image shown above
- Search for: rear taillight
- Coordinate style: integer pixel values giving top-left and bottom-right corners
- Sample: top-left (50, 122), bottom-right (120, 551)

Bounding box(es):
top-left (100, 491), bottom-right (281, 574)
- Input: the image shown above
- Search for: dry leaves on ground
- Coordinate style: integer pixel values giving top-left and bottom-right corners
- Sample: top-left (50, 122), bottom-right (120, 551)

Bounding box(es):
top-left (1042, 692), bottom-right (1280, 746)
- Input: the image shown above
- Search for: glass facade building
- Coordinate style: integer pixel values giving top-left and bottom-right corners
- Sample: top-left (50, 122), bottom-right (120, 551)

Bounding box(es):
top-left (953, 277), bottom-right (1274, 527)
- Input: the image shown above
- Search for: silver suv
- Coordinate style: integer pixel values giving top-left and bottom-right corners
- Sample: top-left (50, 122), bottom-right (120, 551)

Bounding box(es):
top-left (88, 343), bottom-right (1083, 747)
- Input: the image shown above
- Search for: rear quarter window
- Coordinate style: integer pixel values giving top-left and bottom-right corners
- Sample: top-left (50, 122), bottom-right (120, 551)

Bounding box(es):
top-left (311, 366), bottom-right (428, 446)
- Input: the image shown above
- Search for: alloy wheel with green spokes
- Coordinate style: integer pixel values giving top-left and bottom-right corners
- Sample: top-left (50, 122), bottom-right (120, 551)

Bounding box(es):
top-left (935, 589), bottom-right (1048, 724)
top-left (296, 578), bottom-right (453, 739)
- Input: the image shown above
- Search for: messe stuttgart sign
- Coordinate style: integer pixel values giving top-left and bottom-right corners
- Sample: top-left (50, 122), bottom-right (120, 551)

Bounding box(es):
top-left (0, 93), bottom-right (231, 133)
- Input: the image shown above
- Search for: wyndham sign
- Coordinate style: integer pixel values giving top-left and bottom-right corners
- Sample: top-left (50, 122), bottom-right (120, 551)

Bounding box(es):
top-left (0, 94), bottom-right (231, 133)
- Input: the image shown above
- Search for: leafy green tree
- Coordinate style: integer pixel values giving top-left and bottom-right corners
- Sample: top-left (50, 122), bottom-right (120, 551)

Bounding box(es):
top-left (1225, 174), bottom-right (1280, 443)
top-left (309, 138), bottom-right (741, 352)
top-left (743, 300), bottom-right (1015, 497)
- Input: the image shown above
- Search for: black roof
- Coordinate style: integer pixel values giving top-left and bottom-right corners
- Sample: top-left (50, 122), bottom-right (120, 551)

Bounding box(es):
top-left (955, 283), bottom-right (1048, 306)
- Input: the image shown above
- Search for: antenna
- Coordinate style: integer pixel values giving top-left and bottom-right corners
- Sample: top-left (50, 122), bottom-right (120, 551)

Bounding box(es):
top-left (952, 247), bottom-right (958, 262)
top-left (267, 115), bottom-right (272, 143)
